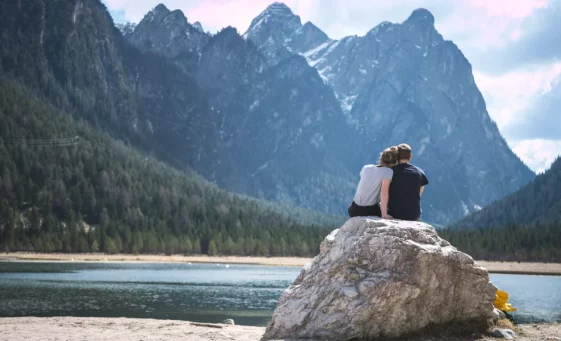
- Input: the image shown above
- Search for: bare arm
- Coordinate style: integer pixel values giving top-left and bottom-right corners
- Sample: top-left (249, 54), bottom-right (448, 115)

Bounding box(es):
top-left (380, 179), bottom-right (392, 219)
top-left (420, 186), bottom-right (425, 197)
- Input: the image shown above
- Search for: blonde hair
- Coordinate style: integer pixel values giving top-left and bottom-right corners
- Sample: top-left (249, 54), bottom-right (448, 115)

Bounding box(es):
top-left (379, 146), bottom-right (399, 167)
top-left (397, 143), bottom-right (412, 160)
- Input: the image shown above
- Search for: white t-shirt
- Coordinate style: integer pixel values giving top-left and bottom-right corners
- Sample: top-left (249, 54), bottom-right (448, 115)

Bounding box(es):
top-left (352, 165), bottom-right (393, 206)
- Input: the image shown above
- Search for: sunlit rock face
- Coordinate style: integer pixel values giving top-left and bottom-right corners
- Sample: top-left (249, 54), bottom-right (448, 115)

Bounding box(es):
top-left (264, 218), bottom-right (497, 340)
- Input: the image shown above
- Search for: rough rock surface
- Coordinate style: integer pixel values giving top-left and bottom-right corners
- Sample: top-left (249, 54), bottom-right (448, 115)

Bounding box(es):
top-left (127, 4), bottom-right (210, 73)
top-left (491, 308), bottom-right (507, 321)
top-left (263, 218), bottom-right (497, 340)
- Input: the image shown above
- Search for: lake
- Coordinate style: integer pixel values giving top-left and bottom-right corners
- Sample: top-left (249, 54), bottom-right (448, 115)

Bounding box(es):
top-left (0, 261), bottom-right (559, 326)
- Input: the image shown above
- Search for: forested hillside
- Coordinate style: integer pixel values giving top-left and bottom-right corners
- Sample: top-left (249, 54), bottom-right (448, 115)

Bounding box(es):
top-left (455, 157), bottom-right (561, 229)
top-left (0, 78), bottom-right (335, 256)
top-left (438, 222), bottom-right (561, 262)
top-left (444, 158), bottom-right (561, 262)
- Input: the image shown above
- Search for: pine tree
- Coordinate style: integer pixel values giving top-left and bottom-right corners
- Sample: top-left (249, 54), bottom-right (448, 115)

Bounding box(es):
top-left (208, 240), bottom-right (218, 256)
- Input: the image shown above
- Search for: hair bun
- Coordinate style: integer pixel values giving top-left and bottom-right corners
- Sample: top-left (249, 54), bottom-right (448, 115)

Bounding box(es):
top-left (380, 146), bottom-right (399, 166)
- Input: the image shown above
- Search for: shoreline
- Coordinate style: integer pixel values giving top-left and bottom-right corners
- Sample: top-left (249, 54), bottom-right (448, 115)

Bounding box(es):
top-left (1, 253), bottom-right (561, 275)
top-left (0, 252), bottom-right (312, 267)
top-left (0, 317), bottom-right (559, 341)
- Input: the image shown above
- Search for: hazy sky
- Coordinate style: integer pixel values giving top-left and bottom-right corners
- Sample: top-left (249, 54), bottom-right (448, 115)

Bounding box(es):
top-left (104, 0), bottom-right (561, 173)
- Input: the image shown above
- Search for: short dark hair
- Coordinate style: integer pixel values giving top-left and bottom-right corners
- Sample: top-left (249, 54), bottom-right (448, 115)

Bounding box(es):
top-left (398, 143), bottom-right (412, 160)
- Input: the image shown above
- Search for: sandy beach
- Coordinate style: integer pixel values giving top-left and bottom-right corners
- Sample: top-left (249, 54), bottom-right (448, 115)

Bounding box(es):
top-left (1, 253), bottom-right (561, 275)
top-left (0, 253), bottom-right (312, 267)
top-left (1, 317), bottom-right (559, 341)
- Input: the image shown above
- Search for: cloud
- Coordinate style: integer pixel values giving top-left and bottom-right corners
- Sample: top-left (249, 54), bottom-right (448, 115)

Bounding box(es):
top-left (470, 1), bottom-right (561, 74)
top-left (511, 139), bottom-right (561, 173)
top-left (468, 0), bottom-right (548, 18)
top-left (502, 76), bottom-right (561, 141)
top-left (473, 62), bottom-right (561, 172)
top-left (473, 63), bottom-right (561, 131)
top-left (109, 9), bottom-right (127, 24)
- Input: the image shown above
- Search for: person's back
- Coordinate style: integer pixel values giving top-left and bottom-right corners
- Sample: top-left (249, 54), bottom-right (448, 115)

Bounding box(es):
top-left (348, 147), bottom-right (398, 218)
top-left (388, 144), bottom-right (429, 221)
top-left (353, 165), bottom-right (393, 207)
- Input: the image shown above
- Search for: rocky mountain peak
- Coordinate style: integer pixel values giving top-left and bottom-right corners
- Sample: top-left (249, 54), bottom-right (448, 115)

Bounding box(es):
top-left (216, 26), bottom-right (239, 36)
top-left (145, 3), bottom-right (170, 24)
top-left (288, 21), bottom-right (331, 53)
top-left (162, 9), bottom-right (189, 29)
top-left (301, 21), bottom-right (326, 34)
top-left (243, 2), bottom-right (302, 64)
top-left (127, 5), bottom-right (209, 74)
top-left (208, 27), bottom-right (247, 49)
top-left (244, 2), bottom-right (301, 36)
top-left (193, 21), bottom-right (204, 32)
top-left (404, 8), bottom-right (435, 27)
top-left (154, 3), bottom-right (169, 12)
top-left (263, 2), bottom-right (295, 16)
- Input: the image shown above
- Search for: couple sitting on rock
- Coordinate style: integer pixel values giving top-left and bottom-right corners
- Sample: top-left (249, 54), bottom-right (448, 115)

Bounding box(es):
top-left (348, 143), bottom-right (429, 221)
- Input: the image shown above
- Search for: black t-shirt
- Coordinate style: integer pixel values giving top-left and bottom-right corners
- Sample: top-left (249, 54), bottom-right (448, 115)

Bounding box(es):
top-left (389, 163), bottom-right (429, 221)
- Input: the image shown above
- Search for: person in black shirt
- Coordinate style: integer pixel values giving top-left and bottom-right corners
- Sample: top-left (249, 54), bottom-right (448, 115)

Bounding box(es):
top-left (388, 144), bottom-right (429, 221)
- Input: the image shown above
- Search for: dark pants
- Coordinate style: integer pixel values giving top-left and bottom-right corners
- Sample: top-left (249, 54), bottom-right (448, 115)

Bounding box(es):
top-left (348, 201), bottom-right (382, 218)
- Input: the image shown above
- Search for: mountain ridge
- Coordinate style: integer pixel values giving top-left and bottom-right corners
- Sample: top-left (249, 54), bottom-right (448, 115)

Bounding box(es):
top-left (454, 157), bottom-right (561, 228)
top-left (121, 1), bottom-right (534, 223)
top-left (0, 0), bottom-right (534, 225)
top-left (238, 2), bottom-right (535, 222)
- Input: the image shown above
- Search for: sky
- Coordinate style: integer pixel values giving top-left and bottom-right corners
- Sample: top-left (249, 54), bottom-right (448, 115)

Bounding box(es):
top-left (103, 0), bottom-right (561, 173)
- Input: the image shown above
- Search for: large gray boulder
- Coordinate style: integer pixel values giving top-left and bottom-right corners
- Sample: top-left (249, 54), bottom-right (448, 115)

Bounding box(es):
top-left (263, 218), bottom-right (497, 340)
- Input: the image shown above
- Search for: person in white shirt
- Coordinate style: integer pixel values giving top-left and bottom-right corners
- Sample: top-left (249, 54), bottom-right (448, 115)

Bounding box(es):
top-left (348, 146), bottom-right (398, 219)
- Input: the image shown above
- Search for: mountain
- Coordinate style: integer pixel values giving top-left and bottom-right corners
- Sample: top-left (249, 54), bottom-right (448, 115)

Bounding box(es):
top-left (195, 26), bottom-right (359, 212)
top-left (127, 4), bottom-right (209, 73)
top-left (241, 4), bottom-right (535, 222)
top-left (243, 2), bottom-right (303, 65)
top-left (0, 0), bottom-right (534, 225)
top-left (454, 157), bottom-right (561, 229)
top-left (0, 0), bottom-right (221, 178)
top-left (0, 77), bottom-right (335, 255)
top-left (128, 8), bottom-right (360, 214)
top-left (126, 2), bottom-right (533, 223)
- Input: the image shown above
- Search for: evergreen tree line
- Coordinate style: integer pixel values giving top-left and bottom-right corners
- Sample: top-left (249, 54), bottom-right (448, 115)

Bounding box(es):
top-left (438, 222), bottom-right (561, 262)
top-left (0, 0), bottom-right (346, 229)
top-left (455, 157), bottom-right (561, 229)
top-left (0, 78), bottom-right (334, 256)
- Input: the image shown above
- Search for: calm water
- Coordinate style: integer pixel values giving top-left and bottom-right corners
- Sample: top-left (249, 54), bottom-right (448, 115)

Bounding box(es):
top-left (0, 261), bottom-right (559, 326)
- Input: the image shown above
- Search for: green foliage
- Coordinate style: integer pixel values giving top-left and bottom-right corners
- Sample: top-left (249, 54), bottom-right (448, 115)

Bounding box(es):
top-left (207, 240), bottom-right (218, 256)
top-left (0, 78), bottom-right (333, 256)
top-left (0, 0), bottom-right (346, 229)
top-left (448, 155), bottom-right (561, 262)
top-left (455, 157), bottom-right (561, 229)
top-left (438, 222), bottom-right (561, 262)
